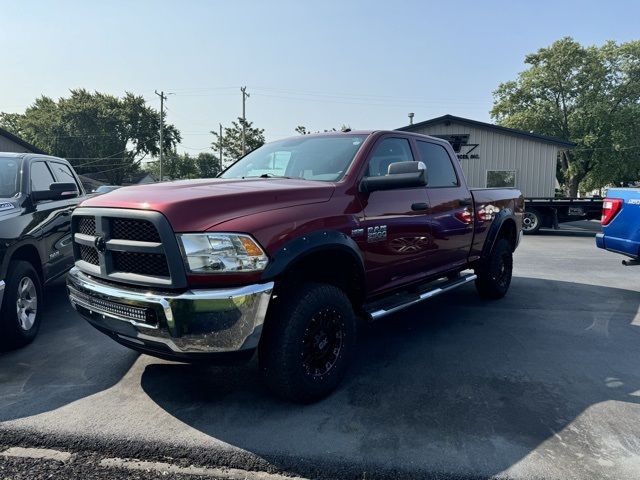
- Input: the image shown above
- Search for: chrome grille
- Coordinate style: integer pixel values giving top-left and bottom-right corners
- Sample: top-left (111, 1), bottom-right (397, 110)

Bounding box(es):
top-left (111, 218), bottom-right (160, 242)
top-left (112, 251), bottom-right (170, 277)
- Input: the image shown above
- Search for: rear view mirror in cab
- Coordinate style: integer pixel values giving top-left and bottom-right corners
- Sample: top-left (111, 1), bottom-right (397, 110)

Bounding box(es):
top-left (359, 161), bottom-right (427, 193)
top-left (31, 182), bottom-right (79, 202)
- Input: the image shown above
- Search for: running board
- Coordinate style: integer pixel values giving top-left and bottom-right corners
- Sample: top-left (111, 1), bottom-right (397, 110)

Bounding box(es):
top-left (365, 273), bottom-right (477, 321)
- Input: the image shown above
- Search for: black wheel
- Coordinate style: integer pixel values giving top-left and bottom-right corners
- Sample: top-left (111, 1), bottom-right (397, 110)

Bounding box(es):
top-left (258, 283), bottom-right (356, 403)
top-left (0, 260), bottom-right (43, 350)
top-left (475, 239), bottom-right (513, 300)
top-left (522, 208), bottom-right (542, 234)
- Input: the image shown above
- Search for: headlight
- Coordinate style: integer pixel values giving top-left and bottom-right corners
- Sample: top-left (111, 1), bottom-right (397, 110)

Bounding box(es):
top-left (177, 233), bottom-right (269, 273)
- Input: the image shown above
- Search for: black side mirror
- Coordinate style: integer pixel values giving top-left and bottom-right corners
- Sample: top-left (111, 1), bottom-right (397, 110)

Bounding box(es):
top-left (32, 182), bottom-right (78, 202)
top-left (360, 161), bottom-right (427, 193)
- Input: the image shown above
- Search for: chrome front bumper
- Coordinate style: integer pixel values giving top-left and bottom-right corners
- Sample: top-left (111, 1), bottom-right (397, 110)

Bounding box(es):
top-left (67, 267), bottom-right (273, 357)
top-left (0, 280), bottom-right (5, 307)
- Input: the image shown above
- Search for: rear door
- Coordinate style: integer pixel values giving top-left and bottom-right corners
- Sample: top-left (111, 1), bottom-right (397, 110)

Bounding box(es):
top-left (359, 135), bottom-right (435, 294)
top-left (414, 140), bottom-right (474, 273)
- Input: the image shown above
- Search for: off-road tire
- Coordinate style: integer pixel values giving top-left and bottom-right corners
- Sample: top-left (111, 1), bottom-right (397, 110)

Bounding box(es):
top-left (0, 260), bottom-right (43, 350)
top-left (258, 283), bottom-right (357, 403)
top-left (522, 208), bottom-right (542, 234)
top-left (475, 238), bottom-right (513, 300)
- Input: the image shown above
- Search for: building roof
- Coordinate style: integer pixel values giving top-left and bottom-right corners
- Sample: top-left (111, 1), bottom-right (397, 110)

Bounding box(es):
top-left (0, 127), bottom-right (47, 154)
top-left (397, 114), bottom-right (576, 148)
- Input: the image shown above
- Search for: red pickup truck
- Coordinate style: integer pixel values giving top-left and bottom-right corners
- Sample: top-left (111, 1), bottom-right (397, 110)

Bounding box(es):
top-left (67, 131), bottom-right (523, 402)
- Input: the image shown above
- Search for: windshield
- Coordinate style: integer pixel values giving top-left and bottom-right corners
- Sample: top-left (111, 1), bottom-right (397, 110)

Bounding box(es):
top-left (0, 157), bottom-right (21, 198)
top-left (220, 134), bottom-right (368, 182)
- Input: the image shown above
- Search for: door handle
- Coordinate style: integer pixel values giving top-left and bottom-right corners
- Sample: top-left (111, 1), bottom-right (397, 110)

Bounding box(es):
top-left (411, 202), bottom-right (429, 211)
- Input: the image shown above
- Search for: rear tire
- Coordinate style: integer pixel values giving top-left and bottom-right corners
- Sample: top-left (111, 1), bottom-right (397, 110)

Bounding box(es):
top-left (0, 260), bottom-right (43, 350)
top-left (522, 208), bottom-right (542, 234)
top-left (475, 239), bottom-right (513, 300)
top-left (258, 283), bottom-right (357, 403)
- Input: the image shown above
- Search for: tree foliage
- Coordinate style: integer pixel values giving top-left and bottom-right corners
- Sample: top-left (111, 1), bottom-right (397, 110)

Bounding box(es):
top-left (211, 117), bottom-right (265, 166)
top-left (0, 89), bottom-right (181, 184)
top-left (491, 37), bottom-right (640, 195)
top-left (295, 124), bottom-right (351, 135)
top-left (145, 151), bottom-right (222, 180)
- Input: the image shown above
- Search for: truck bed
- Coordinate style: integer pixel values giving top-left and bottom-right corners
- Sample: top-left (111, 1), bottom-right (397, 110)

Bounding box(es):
top-left (596, 188), bottom-right (640, 260)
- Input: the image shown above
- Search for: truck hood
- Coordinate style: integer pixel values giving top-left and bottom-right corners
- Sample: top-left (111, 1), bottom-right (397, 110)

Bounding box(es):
top-left (79, 178), bottom-right (336, 231)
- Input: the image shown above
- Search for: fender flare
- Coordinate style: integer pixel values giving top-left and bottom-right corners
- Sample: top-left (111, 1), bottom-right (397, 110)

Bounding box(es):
top-left (481, 209), bottom-right (518, 259)
top-left (260, 230), bottom-right (365, 283)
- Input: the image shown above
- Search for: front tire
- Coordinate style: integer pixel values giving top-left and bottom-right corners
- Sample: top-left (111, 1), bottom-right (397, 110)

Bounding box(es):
top-left (0, 260), bottom-right (43, 350)
top-left (258, 283), bottom-right (357, 403)
top-left (475, 239), bottom-right (513, 300)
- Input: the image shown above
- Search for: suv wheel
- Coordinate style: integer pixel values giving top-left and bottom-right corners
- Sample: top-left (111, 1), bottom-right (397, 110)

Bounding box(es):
top-left (475, 238), bottom-right (513, 300)
top-left (259, 283), bottom-right (357, 403)
top-left (0, 260), bottom-right (43, 350)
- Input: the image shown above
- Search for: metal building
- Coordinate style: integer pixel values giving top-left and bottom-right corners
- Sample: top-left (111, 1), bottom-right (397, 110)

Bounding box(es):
top-left (397, 115), bottom-right (574, 198)
top-left (0, 127), bottom-right (46, 154)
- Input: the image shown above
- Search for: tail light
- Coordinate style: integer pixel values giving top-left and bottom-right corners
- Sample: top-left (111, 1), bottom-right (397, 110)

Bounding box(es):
top-left (601, 198), bottom-right (622, 225)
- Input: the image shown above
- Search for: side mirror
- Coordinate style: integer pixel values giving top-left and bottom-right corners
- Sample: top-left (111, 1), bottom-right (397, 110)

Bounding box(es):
top-left (32, 182), bottom-right (79, 202)
top-left (360, 161), bottom-right (427, 193)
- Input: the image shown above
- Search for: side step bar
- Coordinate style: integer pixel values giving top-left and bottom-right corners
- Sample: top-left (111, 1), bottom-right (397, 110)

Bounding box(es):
top-left (365, 273), bottom-right (477, 321)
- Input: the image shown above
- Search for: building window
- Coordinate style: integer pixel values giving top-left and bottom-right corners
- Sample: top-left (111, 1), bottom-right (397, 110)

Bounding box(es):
top-left (487, 170), bottom-right (516, 188)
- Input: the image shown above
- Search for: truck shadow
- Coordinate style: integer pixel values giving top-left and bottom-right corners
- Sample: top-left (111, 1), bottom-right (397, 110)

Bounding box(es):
top-left (140, 277), bottom-right (640, 479)
top-left (0, 277), bottom-right (139, 422)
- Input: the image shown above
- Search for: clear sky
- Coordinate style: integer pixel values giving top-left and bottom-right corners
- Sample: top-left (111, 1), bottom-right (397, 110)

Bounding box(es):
top-left (2, 0), bottom-right (639, 154)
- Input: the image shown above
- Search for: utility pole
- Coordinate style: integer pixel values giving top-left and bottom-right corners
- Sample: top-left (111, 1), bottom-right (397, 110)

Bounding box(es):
top-left (219, 123), bottom-right (223, 173)
top-left (155, 90), bottom-right (168, 181)
top-left (240, 86), bottom-right (250, 155)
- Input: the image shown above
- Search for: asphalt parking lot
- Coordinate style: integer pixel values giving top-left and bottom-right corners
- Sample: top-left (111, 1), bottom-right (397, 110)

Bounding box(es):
top-left (1, 222), bottom-right (639, 479)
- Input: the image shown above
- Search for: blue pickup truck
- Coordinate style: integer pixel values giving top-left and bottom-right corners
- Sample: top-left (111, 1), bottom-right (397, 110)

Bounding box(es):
top-left (596, 188), bottom-right (640, 266)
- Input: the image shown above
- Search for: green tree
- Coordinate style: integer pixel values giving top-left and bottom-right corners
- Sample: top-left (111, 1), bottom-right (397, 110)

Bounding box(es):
top-left (491, 37), bottom-right (640, 195)
top-left (0, 89), bottom-right (181, 184)
top-left (211, 118), bottom-right (265, 166)
top-left (145, 152), bottom-right (197, 180)
top-left (295, 124), bottom-right (351, 135)
top-left (194, 152), bottom-right (222, 177)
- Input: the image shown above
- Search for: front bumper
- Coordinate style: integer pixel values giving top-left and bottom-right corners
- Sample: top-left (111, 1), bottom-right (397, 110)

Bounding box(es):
top-left (0, 280), bottom-right (5, 308)
top-left (67, 267), bottom-right (273, 360)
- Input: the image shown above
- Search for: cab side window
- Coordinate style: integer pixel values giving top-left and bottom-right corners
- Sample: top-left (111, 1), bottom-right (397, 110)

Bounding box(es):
top-left (30, 162), bottom-right (55, 192)
top-left (366, 138), bottom-right (414, 177)
top-left (416, 141), bottom-right (458, 187)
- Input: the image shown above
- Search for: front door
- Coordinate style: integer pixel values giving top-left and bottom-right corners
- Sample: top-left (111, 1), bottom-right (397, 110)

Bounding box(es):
top-left (359, 136), bottom-right (435, 295)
